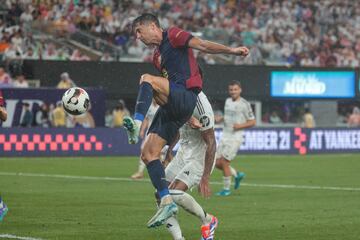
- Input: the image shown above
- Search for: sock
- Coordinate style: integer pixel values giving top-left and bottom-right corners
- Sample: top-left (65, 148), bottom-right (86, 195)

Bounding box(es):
top-left (138, 158), bottom-right (146, 173)
top-left (223, 176), bottom-right (231, 190)
top-left (170, 189), bottom-right (212, 225)
top-left (0, 197), bottom-right (3, 208)
top-left (134, 82), bottom-right (153, 122)
top-left (165, 216), bottom-right (183, 240)
top-left (230, 166), bottom-right (237, 177)
top-left (147, 160), bottom-right (170, 200)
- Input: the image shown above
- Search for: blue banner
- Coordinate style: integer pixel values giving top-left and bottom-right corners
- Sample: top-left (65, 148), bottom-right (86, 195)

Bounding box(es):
top-left (0, 127), bottom-right (359, 157)
top-left (271, 71), bottom-right (355, 98)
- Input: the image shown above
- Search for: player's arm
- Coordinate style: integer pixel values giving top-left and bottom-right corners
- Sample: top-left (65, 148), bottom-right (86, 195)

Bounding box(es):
top-left (188, 37), bottom-right (249, 56)
top-left (0, 107), bottom-right (7, 122)
top-left (233, 119), bottom-right (256, 130)
top-left (198, 128), bottom-right (216, 198)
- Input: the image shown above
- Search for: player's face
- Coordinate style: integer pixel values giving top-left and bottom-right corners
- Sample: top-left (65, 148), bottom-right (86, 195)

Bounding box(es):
top-left (134, 22), bottom-right (157, 46)
top-left (228, 84), bottom-right (241, 100)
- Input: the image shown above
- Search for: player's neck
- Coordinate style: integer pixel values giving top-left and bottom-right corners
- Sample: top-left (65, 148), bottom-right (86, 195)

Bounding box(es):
top-left (231, 96), bottom-right (241, 101)
top-left (153, 29), bottom-right (164, 45)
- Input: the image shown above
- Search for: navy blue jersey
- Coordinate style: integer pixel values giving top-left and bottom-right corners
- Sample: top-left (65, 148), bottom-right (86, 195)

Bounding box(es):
top-left (153, 27), bottom-right (203, 90)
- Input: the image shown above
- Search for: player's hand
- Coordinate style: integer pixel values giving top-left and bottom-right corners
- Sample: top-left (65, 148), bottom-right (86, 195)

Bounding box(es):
top-left (198, 176), bottom-right (211, 198)
top-left (231, 46), bottom-right (249, 57)
top-left (233, 123), bottom-right (242, 130)
top-left (188, 116), bottom-right (202, 129)
top-left (140, 73), bottom-right (154, 83)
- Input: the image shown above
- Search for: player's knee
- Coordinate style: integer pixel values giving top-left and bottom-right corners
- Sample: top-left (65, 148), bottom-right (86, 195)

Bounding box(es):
top-left (215, 158), bottom-right (223, 169)
top-left (139, 74), bottom-right (153, 85)
top-left (140, 148), bottom-right (160, 164)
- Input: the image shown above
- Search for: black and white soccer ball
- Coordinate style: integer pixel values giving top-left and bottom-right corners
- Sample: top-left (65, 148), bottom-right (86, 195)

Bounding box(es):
top-left (62, 87), bottom-right (90, 115)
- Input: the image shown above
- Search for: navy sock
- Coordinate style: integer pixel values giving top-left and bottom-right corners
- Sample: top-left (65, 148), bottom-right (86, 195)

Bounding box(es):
top-left (147, 160), bottom-right (169, 198)
top-left (134, 82), bottom-right (153, 121)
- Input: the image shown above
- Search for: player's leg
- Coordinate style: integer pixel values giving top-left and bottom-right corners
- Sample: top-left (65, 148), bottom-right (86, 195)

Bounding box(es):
top-left (142, 133), bottom-right (178, 228)
top-left (131, 140), bottom-right (146, 179)
top-left (0, 196), bottom-right (8, 221)
top-left (215, 138), bottom-right (242, 196)
top-left (167, 161), bottom-right (218, 240)
top-left (131, 158), bottom-right (146, 179)
top-left (232, 166), bottom-right (246, 190)
top-left (124, 74), bottom-right (169, 144)
top-left (215, 157), bottom-right (232, 196)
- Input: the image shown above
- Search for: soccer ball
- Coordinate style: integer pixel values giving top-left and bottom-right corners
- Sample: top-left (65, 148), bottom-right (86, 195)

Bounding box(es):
top-left (62, 87), bottom-right (90, 115)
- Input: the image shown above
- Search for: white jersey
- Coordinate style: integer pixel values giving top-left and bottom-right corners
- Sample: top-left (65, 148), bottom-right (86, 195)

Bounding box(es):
top-left (223, 97), bottom-right (255, 140)
top-left (146, 103), bottom-right (159, 126)
top-left (177, 91), bottom-right (214, 163)
top-left (165, 91), bottom-right (215, 188)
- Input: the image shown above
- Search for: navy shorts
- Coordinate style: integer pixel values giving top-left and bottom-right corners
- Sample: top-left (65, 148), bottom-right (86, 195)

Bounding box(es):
top-left (148, 84), bottom-right (198, 144)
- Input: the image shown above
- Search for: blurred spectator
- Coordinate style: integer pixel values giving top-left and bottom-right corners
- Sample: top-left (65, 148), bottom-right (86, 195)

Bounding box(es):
top-left (56, 48), bottom-right (70, 61)
top-left (100, 52), bottom-right (115, 62)
top-left (303, 108), bottom-right (315, 128)
top-left (35, 103), bottom-right (50, 127)
top-left (70, 50), bottom-right (90, 61)
top-left (20, 102), bottom-right (32, 127)
top-left (348, 107), bottom-right (360, 127)
top-left (42, 43), bottom-right (58, 60)
top-left (23, 47), bottom-right (39, 60)
top-left (112, 100), bottom-right (130, 127)
top-left (51, 101), bottom-right (66, 127)
top-left (269, 111), bottom-right (282, 124)
top-left (13, 75), bottom-right (29, 88)
top-left (0, 67), bottom-right (12, 87)
top-left (56, 72), bottom-right (75, 89)
top-left (105, 110), bottom-right (113, 127)
top-left (73, 112), bottom-right (95, 128)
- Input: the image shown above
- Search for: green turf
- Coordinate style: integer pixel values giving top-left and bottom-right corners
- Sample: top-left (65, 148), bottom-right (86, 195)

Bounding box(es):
top-left (1, 155), bottom-right (360, 240)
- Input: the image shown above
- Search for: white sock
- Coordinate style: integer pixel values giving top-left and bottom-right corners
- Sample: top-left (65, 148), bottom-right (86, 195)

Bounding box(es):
top-left (138, 159), bottom-right (145, 173)
top-left (0, 200), bottom-right (3, 208)
top-left (165, 216), bottom-right (183, 240)
top-left (230, 166), bottom-right (237, 177)
top-left (223, 176), bottom-right (231, 190)
top-left (170, 189), bottom-right (212, 225)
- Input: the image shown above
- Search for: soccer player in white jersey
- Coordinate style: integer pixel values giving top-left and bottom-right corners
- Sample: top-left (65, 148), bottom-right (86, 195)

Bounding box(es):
top-left (159, 91), bottom-right (218, 240)
top-left (131, 100), bottom-right (159, 179)
top-left (215, 81), bottom-right (256, 196)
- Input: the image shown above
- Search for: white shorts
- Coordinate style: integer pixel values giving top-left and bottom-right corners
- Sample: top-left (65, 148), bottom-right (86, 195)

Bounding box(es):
top-left (216, 137), bottom-right (242, 161)
top-left (165, 147), bottom-right (206, 189)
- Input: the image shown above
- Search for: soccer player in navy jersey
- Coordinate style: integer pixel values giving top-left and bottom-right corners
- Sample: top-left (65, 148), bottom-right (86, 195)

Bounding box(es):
top-left (123, 13), bottom-right (249, 228)
top-left (0, 90), bottom-right (9, 222)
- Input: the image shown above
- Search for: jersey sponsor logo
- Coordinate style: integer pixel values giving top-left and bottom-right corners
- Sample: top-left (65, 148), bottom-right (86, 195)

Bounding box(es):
top-left (161, 68), bottom-right (169, 79)
top-left (200, 115), bottom-right (210, 127)
top-left (183, 170), bottom-right (190, 176)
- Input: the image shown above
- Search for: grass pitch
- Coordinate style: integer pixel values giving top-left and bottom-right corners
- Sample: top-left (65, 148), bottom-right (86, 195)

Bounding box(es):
top-left (1, 155), bottom-right (360, 240)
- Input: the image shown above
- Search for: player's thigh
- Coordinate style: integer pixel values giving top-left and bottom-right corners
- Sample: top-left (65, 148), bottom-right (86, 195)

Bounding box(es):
top-left (216, 138), bottom-right (241, 161)
top-left (169, 179), bottom-right (188, 192)
top-left (141, 133), bottom-right (167, 162)
top-left (165, 154), bottom-right (185, 184)
top-left (173, 161), bottom-right (203, 190)
top-left (141, 75), bottom-right (170, 105)
top-left (147, 107), bottom-right (179, 144)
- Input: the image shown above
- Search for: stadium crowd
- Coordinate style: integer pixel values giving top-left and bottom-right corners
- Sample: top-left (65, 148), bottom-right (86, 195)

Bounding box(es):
top-left (0, 0), bottom-right (360, 66)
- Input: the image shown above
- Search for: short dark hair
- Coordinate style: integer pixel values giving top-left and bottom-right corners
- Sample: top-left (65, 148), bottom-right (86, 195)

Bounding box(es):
top-left (132, 13), bottom-right (160, 33)
top-left (229, 80), bottom-right (241, 87)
